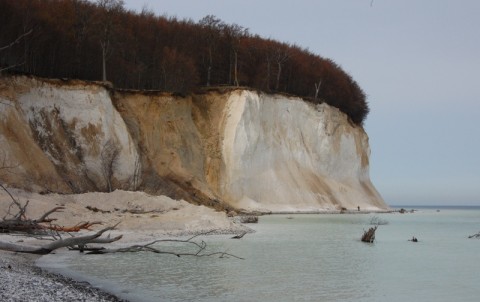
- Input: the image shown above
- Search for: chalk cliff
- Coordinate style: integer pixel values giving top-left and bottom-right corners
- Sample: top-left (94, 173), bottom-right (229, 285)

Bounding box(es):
top-left (0, 76), bottom-right (387, 212)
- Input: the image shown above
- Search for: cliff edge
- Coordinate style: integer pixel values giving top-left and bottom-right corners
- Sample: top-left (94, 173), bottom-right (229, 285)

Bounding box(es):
top-left (0, 76), bottom-right (387, 212)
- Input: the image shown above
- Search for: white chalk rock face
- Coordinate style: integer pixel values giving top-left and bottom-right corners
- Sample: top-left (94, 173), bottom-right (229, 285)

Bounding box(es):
top-left (0, 76), bottom-right (386, 211)
top-left (0, 77), bottom-right (138, 192)
top-left (219, 91), bottom-right (385, 212)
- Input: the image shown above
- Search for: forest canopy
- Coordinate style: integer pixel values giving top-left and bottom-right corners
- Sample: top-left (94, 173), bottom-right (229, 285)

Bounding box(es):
top-left (0, 0), bottom-right (369, 124)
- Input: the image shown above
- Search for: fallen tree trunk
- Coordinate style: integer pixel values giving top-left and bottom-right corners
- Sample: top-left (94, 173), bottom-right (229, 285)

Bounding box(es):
top-left (0, 225), bottom-right (122, 254)
top-left (1, 185), bottom-right (243, 259)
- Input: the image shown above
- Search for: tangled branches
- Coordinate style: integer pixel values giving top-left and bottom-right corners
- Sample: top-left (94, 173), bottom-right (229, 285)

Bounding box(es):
top-left (0, 185), bottom-right (243, 259)
top-left (0, 183), bottom-right (97, 234)
top-left (87, 232), bottom-right (244, 259)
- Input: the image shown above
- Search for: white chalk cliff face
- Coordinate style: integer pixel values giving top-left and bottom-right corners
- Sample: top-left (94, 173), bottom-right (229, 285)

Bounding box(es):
top-left (0, 76), bottom-right (138, 193)
top-left (218, 91), bottom-right (385, 212)
top-left (0, 76), bottom-right (387, 212)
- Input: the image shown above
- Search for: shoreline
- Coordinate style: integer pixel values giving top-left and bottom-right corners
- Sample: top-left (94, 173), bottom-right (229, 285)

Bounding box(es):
top-left (1, 210), bottom-right (398, 302)
top-left (0, 188), bottom-right (389, 301)
top-left (0, 250), bottom-right (127, 302)
top-left (265, 209), bottom-right (393, 214)
top-left (15, 208), bottom-right (480, 302)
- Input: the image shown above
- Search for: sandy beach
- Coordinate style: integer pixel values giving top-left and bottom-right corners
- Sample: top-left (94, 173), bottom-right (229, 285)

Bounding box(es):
top-left (0, 188), bottom-right (253, 301)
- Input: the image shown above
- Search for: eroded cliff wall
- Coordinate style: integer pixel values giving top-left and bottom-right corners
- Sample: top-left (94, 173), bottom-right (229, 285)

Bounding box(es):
top-left (215, 91), bottom-right (385, 211)
top-left (0, 76), bottom-right (137, 193)
top-left (0, 76), bottom-right (387, 212)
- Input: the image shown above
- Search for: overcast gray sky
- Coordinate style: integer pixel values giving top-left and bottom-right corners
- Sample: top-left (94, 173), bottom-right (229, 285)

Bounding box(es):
top-left (121, 0), bottom-right (480, 206)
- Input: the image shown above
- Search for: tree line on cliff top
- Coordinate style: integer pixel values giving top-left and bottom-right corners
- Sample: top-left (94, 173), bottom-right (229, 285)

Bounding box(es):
top-left (0, 0), bottom-right (369, 124)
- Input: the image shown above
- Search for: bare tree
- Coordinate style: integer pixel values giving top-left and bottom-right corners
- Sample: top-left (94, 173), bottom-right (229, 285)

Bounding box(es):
top-left (71, 1), bottom-right (94, 77)
top-left (100, 139), bottom-right (121, 192)
top-left (160, 47), bottom-right (199, 93)
top-left (224, 23), bottom-right (248, 86)
top-left (0, 29), bottom-right (33, 52)
top-left (273, 46), bottom-right (290, 91)
top-left (0, 29), bottom-right (33, 74)
top-left (96, 0), bottom-right (124, 81)
top-left (264, 51), bottom-right (273, 91)
top-left (199, 15), bottom-right (224, 86)
top-left (314, 80), bottom-right (322, 102)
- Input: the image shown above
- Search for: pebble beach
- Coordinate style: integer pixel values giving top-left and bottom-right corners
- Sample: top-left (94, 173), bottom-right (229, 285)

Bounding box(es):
top-left (0, 251), bottom-right (126, 302)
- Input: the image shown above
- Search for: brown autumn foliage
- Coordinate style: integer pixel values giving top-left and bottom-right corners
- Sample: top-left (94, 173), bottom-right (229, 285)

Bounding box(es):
top-left (0, 0), bottom-right (369, 124)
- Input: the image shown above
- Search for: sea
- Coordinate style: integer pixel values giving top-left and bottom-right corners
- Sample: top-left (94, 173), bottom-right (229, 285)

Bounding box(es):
top-left (37, 206), bottom-right (480, 302)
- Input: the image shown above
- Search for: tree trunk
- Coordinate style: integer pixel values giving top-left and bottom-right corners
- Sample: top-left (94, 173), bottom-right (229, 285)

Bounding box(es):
top-left (101, 43), bottom-right (107, 82)
top-left (314, 80), bottom-right (322, 102)
top-left (361, 226), bottom-right (377, 243)
top-left (206, 47), bottom-right (212, 86)
top-left (0, 225), bottom-right (121, 254)
top-left (275, 61), bottom-right (282, 91)
top-left (265, 57), bottom-right (271, 91)
top-left (233, 50), bottom-right (239, 87)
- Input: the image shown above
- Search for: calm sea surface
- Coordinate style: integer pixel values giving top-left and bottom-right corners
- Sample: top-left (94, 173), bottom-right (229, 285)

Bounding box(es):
top-left (38, 207), bottom-right (480, 302)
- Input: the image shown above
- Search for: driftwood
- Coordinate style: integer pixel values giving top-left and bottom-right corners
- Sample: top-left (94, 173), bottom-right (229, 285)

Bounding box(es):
top-left (468, 232), bottom-right (480, 239)
top-left (1, 185), bottom-right (243, 259)
top-left (0, 205), bottom-right (63, 233)
top-left (1, 222), bottom-right (243, 259)
top-left (0, 185), bottom-right (121, 254)
top-left (86, 232), bottom-right (244, 259)
top-left (361, 226), bottom-right (377, 243)
top-left (86, 206), bottom-right (111, 214)
top-left (86, 205), bottom-right (165, 215)
top-left (0, 224), bottom-right (122, 254)
top-left (48, 221), bottom-right (103, 232)
top-left (120, 209), bottom-right (164, 215)
top-left (0, 184), bottom-right (98, 234)
top-left (231, 232), bottom-right (247, 239)
top-left (408, 236), bottom-right (418, 242)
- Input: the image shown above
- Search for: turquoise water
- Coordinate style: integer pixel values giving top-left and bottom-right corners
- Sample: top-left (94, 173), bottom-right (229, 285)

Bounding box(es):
top-left (38, 208), bottom-right (480, 302)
